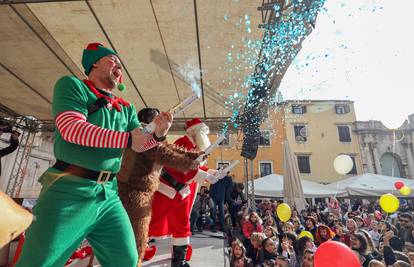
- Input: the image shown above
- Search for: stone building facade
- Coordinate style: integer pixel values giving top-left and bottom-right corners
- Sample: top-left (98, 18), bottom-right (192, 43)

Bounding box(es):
top-left (353, 114), bottom-right (414, 179)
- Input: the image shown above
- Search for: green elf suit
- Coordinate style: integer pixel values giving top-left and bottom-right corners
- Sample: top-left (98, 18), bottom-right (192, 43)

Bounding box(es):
top-left (16, 43), bottom-right (156, 267)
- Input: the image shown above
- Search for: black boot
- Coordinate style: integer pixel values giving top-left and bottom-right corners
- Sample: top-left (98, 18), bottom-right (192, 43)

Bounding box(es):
top-left (171, 245), bottom-right (190, 267)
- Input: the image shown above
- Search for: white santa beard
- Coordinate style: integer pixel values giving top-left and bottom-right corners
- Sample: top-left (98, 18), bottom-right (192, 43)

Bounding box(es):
top-left (194, 132), bottom-right (211, 151)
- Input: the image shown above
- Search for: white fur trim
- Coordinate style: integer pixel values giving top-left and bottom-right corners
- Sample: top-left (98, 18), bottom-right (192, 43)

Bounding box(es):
top-left (157, 182), bottom-right (177, 199)
top-left (148, 235), bottom-right (172, 240)
top-left (157, 181), bottom-right (192, 199)
top-left (173, 237), bottom-right (190, 246)
top-left (186, 122), bottom-right (208, 135)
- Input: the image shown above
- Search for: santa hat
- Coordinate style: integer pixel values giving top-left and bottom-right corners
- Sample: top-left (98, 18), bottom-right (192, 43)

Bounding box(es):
top-left (185, 118), bottom-right (203, 132)
top-left (82, 42), bottom-right (126, 91)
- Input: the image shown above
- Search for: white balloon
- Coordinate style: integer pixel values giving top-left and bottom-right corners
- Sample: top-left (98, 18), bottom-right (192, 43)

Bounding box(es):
top-left (334, 155), bottom-right (354, 175)
top-left (382, 119), bottom-right (405, 130)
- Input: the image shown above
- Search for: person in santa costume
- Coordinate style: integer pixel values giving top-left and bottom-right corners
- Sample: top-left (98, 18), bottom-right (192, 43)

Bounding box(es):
top-left (146, 118), bottom-right (219, 267)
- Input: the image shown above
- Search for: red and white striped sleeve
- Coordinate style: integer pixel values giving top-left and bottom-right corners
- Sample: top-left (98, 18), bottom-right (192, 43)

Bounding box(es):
top-left (55, 111), bottom-right (130, 148)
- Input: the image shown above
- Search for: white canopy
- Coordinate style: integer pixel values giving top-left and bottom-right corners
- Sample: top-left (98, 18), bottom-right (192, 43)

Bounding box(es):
top-left (254, 174), bottom-right (347, 198)
top-left (329, 173), bottom-right (414, 197)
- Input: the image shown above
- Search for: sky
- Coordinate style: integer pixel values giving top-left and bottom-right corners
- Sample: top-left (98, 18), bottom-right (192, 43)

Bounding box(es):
top-left (278, 0), bottom-right (414, 128)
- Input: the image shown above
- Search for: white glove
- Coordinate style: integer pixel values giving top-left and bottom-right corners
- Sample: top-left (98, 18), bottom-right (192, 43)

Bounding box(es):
top-left (206, 173), bottom-right (218, 184)
top-left (194, 169), bottom-right (219, 184)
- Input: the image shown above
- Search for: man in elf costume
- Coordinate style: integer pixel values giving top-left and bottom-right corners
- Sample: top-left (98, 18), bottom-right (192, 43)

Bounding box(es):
top-left (15, 43), bottom-right (172, 267)
top-left (146, 118), bottom-right (219, 267)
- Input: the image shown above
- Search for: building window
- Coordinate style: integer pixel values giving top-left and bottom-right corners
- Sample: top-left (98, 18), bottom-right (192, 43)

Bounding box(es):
top-left (294, 125), bottom-right (308, 143)
top-left (349, 156), bottom-right (357, 175)
top-left (297, 155), bottom-right (311, 174)
top-left (216, 160), bottom-right (230, 170)
top-left (259, 131), bottom-right (271, 146)
top-left (218, 132), bottom-right (230, 146)
top-left (335, 104), bottom-right (350, 114)
top-left (338, 126), bottom-right (351, 142)
top-left (259, 161), bottom-right (273, 177)
top-left (292, 105), bottom-right (307, 114)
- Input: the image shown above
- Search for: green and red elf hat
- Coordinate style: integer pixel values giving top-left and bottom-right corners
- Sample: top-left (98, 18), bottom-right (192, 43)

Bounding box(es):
top-left (81, 42), bottom-right (126, 91)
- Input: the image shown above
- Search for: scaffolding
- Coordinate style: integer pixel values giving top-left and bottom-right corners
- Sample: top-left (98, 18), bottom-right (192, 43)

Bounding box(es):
top-left (3, 116), bottom-right (41, 197)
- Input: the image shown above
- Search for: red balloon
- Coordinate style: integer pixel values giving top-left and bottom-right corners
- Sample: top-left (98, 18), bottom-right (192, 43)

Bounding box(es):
top-left (395, 181), bottom-right (404, 190)
top-left (314, 241), bottom-right (360, 267)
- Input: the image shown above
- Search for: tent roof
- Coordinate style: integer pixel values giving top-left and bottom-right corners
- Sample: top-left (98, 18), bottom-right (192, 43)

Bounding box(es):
top-left (0, 0), bottom-right (266, 123)
top-left (254, 173), bottom-right (347, 198)
top-left (329, 173), bottom-right (414, 197)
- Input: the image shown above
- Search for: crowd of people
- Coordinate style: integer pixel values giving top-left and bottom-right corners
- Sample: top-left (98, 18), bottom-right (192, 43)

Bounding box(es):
top-left (190, 173), bottom-right (414, 267)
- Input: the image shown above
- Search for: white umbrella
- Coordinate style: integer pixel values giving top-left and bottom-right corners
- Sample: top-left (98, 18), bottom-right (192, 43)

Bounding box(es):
top-left (283, 141), bottom-right (307, 211)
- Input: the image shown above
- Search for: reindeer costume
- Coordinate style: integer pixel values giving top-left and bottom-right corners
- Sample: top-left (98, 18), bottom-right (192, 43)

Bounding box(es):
top-left (117, 108), bottom-right (200, 267)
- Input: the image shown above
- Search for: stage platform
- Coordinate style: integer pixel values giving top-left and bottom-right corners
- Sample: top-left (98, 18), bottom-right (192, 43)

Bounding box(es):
top-left (143, 230), bottom-right (228, 267)
top-left (71, 230), bottom-right (228, 267)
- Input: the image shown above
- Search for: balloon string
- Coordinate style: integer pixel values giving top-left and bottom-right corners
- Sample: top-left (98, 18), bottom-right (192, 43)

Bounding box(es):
top-left (392, 130), bottom-right (396, 178)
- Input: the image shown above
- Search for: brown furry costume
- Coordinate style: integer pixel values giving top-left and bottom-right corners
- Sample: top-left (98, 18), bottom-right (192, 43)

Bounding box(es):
top-left (117, 143), bottom-right (200, 267)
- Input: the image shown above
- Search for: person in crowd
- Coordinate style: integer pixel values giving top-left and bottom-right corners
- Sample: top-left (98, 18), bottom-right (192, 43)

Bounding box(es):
top-left (0, 125), bottom-right (19, 176)
top-left (351, 231), bottom-right (374, 267)
top-left (332, 222), bottom-right (347, 243)
top-left (246, 232), bottom-right (265, 265)
top-left (191, 186), bottom-right (213, 233)
top-left (292, 217), bottom-right (305, 235)
top-left (264, 214), bottom-right (278, 228)
top-left (314, 224), bottom-right (335, 246)
top-left (279, 232), bottom-right (297, 265)
top-left (230, 239), bottom-right (253, 267)
top-left (294, 236), bottom-right (315, 267)
top-left (345, 218), bottom-right (359, 246)
top-left (309, 211), bottom-right (321, 225)
top-left (275, 255), bottom-right (290, 267)
top-left (282, 222), bottom-right (295, 234)
top-left (261, 238), bottom-right (278, 264)
top-left (210, 171), bottom-right (233, 232)
top-left (228, 182), bottom-right (246, 228)
top-left (242, 212), bottom-right (264, 242)
top-left (369, 219), bottom-right (382, 247)
top-left (368, 260), bottom-right (385, 267)
top-left (355, 216), bottom-right (368, 230)
top-left (259, 199), bottom-right (273, 218)
top-left (302, 249), bottom-right (314, 267)
top-left (408, 252), bottom-right (414, 267)
top-left (325, 213), bottom-right (336, 229)
top-left (360, 229), bottom-right (382, 260)
top-left (304, 217), bottom-right (317, 238)
top-left (398, 213), bottom-right (414, 246)
top-left (382, 230), bottom-right (412, 266)
top-left (264, 226), bottom-right (279, 241)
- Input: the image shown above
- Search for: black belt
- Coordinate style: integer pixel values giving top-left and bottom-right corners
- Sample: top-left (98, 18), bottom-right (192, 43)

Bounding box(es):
top-left (161, 171), bottom-right (186, 192)
top-left (52, 160), bottom-right (116, 183)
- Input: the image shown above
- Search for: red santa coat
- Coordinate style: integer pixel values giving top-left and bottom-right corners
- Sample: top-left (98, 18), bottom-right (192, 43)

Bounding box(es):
top-left (148, 135), bottom-right (209, 245)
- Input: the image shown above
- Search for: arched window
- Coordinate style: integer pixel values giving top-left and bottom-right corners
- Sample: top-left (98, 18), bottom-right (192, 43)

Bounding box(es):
top-left (380, 153), bottom-right (404, 178)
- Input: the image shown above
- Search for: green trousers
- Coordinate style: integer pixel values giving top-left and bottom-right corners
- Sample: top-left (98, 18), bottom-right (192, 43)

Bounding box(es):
top-left (15, 168), bottom-right (138, 267)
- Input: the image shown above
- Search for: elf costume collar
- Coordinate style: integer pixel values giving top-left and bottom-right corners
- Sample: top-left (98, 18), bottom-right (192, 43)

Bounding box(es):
top-left (83, 79), bottom-right (129, 112)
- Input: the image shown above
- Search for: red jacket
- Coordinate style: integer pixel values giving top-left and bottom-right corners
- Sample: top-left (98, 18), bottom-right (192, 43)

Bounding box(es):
top-left (242, 220), bottom-right (263, 239)
top-left (163, 135), bottom-right (206, 184)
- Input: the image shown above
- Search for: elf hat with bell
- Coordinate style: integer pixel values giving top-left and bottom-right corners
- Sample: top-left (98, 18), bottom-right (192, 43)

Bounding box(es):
top-left (81, 42), bottom-right (126, 91)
